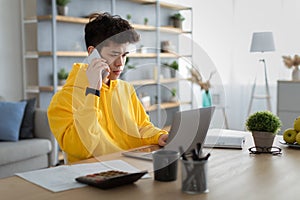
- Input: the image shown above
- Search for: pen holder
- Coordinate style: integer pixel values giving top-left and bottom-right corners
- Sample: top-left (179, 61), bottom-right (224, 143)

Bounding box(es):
top-left (181, 158), bottom-right (209, 194)
top-left (152, 150), bottom-right (179, 182)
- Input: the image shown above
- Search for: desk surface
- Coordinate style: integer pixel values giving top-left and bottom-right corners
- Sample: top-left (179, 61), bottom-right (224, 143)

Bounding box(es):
top-left (1, 129), bottom-right (299, 200)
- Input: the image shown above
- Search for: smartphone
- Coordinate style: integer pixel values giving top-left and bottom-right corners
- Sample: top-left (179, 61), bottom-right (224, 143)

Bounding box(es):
top-left (87, 49), bottom-right (109, 79)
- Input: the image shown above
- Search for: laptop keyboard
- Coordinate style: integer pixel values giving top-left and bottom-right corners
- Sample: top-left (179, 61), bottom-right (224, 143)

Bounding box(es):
top-left (141, 153), bottom-right (153, 159)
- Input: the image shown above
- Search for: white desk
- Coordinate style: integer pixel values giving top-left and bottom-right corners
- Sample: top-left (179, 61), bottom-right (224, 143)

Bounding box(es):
top-left (0, 129), bottom-right (299, 200)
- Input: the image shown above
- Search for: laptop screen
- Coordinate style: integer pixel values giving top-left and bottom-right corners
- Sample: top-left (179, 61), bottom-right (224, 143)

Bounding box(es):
top-left (164, 106), bottom-right (215, 153)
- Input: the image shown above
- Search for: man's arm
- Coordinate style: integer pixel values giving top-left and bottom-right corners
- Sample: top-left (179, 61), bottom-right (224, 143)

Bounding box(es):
top-left (129, 85), bottom-right (168, 145)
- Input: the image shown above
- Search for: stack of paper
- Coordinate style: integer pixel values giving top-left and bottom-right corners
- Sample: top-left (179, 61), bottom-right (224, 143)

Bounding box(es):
top-left (16, 160), bottom-right (149, 192)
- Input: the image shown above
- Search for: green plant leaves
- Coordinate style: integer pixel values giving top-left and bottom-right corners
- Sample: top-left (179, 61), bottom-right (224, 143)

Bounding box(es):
top-left (245, 111), bottom-right (282, 134)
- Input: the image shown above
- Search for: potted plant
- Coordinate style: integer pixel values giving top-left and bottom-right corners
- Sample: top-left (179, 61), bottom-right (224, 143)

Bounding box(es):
top-left (144, 17), bottom-right (148, 25)
top-left (170, 13), bottom-right (185, 29)
top-left (245, 110), bottom-right (282, 152)
top-left (57, 68), bottom-right (69, 85)
top-left (165, 61), bottom-right (178, 78)
top-left (126, 14), bottom-right (132, 23)
top-left (170, 88), bottom-right (177, 102)
top-left (56, 0), bottom-right (71, 16)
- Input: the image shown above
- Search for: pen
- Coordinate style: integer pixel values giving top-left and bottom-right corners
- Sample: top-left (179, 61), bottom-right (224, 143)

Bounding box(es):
top-left (191, 149), bottom-right (199, 161)
top-left (196, 142), bottom-right (202, 158)
top-left (179, 146), bottom-right (188, 160)
top-left (199, 153), bottom-right (211, 161)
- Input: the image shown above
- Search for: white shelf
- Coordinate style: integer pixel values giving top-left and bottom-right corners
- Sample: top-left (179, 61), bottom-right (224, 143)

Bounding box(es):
top-left (129, 78), bottom-right (183, 86)
top-left (146, 101), bottom-right (180, 112)
top-left (130, 0), bottom-right (191, 10)
top-left (25, 51), bottom-right (88, 58)
top-left (128, 52), bottom-right (179, 58)
top-left (26, 85), bottom-right (63, 93)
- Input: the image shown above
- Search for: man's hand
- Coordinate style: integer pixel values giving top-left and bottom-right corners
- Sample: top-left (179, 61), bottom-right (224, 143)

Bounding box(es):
top-left (158, 134), bottom-right (168, 146)
top-left (86, 58), bottom-right (110, 89)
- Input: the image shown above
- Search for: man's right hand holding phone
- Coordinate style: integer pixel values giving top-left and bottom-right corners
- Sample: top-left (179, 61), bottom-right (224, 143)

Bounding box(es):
top-left (86, 49), bottom-right (110, 90)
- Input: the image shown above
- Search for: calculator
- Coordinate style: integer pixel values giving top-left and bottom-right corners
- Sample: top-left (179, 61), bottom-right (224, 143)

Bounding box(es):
top-left (75, 170), bottom-right (148, 189)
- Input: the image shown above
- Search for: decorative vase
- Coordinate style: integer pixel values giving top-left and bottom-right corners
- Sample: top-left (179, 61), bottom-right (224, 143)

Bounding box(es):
top-left (202, 90), bottom-right (212, 108)
top-left (252, 131), bottom-right (275, 152)
top-left (292, 67), bottom-right (300, 81)
top-left (57, 6), bottom-right (68, 16)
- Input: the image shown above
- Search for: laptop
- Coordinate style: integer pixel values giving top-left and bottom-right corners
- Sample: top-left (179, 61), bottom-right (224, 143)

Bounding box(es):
top-left (122, 106), bottom-right (215, 160)
top-left (204, 129), bottom-right (246, 149)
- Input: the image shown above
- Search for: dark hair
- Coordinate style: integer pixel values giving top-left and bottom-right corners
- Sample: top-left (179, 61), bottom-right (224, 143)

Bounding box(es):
top-left (84, 12), bottom-right (140, 50)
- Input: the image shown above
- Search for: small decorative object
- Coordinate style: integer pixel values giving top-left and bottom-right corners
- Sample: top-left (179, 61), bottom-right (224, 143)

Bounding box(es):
top-left (57, 68), bottom-right (69, 85)
top-left (190, 68), bottom-right (216, 91)
top-left (245, 110), bottom-right (282, 153)
top-left (170, 13), bottom-right (185, 29)
top-left (282, 55), bottom-right (300, 80)
top-left (202, 90), bottom-right (212, 108)
top-left (56, 0), bottom-right (71, 16)
top-left (140, 45), bottom-right (147, 54)
top-left (170, 88), bottom-right (177, 102)
top-left (141, 96), bottom-right (151, 109)
top-left (161, 41), bottom-right (170, 52)
top-left (161, 41), bottom-right (175, 53)
top-left (144, 17), bottom-right (148, 26)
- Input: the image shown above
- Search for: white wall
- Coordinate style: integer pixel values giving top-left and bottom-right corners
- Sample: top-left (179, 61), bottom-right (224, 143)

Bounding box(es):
top-left (189, 0), bottom-right (300, 130)
top-left (0, 0), bottom-right (23, 101)
top-left (167, 0), bottom-right (300, 130)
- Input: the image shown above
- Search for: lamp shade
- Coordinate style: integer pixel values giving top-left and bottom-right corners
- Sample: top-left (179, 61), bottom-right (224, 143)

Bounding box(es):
top-left (250, 32), bottom-right (275, 53)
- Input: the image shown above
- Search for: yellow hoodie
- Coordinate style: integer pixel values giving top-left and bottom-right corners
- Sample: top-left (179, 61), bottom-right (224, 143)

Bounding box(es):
top-left (47, 63), bottom-right (167, 163)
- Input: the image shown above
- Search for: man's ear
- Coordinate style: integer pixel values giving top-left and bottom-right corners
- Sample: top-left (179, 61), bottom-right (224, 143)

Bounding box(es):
top-left (87, 46), bottom-right (95, 55)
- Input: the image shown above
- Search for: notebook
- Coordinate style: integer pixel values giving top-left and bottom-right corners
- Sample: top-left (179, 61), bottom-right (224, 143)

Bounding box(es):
top-left (204, 129), bottom-right (245, 149)
top-left (122, 106), bottom-right (215, 160)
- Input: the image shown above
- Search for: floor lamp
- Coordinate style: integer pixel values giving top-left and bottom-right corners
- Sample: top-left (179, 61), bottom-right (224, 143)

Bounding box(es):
top-left (248, 32), bottom-right (275, 116)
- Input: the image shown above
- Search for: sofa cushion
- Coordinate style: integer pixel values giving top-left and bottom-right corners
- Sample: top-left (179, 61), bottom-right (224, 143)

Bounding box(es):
top-left (0, 139), bottom-right (52, 166)
top-left (19, 98), bottom-right (37, 139)
top-left (0, 101), bottom-right (26, 141)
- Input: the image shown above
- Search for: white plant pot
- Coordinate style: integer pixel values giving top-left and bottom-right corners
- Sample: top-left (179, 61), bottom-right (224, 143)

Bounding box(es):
top-left (252, 131), bottom-right (275, 152)
top-left (57, 6), bottom-right (68, 16)
top-left (170, 96), bottom-right (177, 102)
top-left (58, 79), bottom-right (66, 86)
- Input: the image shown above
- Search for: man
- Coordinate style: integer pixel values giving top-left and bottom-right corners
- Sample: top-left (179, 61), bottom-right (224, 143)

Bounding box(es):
top-left (47, 12), bottom-right (168, 163)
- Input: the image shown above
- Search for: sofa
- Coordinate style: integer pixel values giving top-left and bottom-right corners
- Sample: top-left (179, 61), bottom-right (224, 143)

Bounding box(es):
top-left (0, 109), bottom-right (59, 178)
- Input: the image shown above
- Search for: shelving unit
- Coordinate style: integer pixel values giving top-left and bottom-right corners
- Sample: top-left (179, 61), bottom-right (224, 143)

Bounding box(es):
top-left (20, 0), bottom-right (193, 127)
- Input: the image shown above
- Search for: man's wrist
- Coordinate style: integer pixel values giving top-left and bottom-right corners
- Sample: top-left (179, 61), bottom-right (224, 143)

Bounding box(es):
top-left (85, 87), bottom-right (100, 97)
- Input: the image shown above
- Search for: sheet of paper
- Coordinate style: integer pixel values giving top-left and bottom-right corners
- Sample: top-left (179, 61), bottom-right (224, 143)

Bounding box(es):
top-left (16, 160), bottom-right (150, 192)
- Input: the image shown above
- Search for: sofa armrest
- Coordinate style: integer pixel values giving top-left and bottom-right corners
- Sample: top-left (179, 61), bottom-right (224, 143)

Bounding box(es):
top-left (34, 108), bottom-right (59, 166)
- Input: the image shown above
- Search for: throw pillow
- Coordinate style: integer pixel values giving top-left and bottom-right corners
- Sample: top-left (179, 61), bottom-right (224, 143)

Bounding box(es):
top-left (0, 101), bottom-right (27, 141)
top-left (19, 98), bottom-right (37, 139)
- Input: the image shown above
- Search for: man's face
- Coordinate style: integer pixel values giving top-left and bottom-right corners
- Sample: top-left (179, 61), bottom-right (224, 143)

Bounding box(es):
top-left (100, 41), bottom-right (129, 80)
